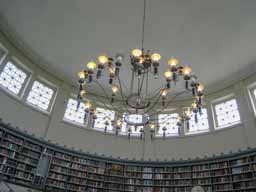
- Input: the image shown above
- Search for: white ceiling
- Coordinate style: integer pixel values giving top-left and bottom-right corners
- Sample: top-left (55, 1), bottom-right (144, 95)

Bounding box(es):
top-left (0, 0), bottom-right (256, 96)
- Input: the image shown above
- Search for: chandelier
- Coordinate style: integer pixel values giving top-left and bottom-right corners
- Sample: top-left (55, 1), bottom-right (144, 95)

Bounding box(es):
top-left (76, 0), bottom-right (205, 138)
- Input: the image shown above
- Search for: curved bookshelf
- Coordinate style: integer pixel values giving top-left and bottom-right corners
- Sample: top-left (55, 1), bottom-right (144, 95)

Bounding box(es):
top-left (0, 119), bottom-right (256, 192)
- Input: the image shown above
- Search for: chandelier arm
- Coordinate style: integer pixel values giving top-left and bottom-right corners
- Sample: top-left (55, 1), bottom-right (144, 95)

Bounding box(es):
top-left (145, 69), bottom-right (149, 113)
top-left (138, 71), bottom-right (145, 97)
top-left (117, 76), bottom-right (130, 112)
top-left (130, 69), bottom-right (135, 94)
top-left (93, 80), bottom-right (125, 114)
top-left (144, 94), bottom-right (162, 114)
top-left (147, 91), bottom-right (188, 119)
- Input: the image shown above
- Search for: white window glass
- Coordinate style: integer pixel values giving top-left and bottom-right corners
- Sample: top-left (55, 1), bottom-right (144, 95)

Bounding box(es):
top-left (158, 113), bottom-right (179, 136)
top-left (64, 98), bottom-right (86, 125)
top-left (187, 108), bottom-right (209, 134)
top-left (0, 61), bottom-right (27, 95)
top-left (93, 107), bottom-right (115, 131)
top-left (215, 98), bottom-right (241, 128)
top-left (26, 81), bottom-right (54, 111)
top-left (121, 114), bottom-right (144, 136)
top-left (254, 89), bottom-right (256, 100)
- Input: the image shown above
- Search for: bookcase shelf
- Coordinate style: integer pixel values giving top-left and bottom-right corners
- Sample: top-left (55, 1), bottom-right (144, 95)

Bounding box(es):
top-left (0, 120), bottom-right (256, 191)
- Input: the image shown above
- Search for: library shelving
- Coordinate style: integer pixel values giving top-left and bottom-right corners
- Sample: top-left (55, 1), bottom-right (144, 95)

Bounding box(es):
top-left (0, 119), bottom-right (256, 192)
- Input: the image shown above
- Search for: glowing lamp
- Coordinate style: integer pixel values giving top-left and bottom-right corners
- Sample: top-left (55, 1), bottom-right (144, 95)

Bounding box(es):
top-left (131, 49), bottom-right (142, 57)
top-left (86, 61), bottom-right (97, 70)
top-left (168, 57), bottom-right (179, 67)
top-left (151, 53), bottom-right (161, 62)
top-left (98, 55), bottom-right (108, 64)
top-left (112, 85), bottom-right (119, 93)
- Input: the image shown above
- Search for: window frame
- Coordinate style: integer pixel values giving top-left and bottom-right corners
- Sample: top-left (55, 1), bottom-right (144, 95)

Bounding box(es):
top-left (0, 57), bottom-right (32, 98)
top-left (63, 96), bottom-right (90, 127)
top-left (185, 108), bottom-right (210, 135)
top-left (25, 77), bottom-right (57, 113)
top-left (247, 82), bottom-right (256, 116)
top-left (92, 107), bottom-right (115, 133)
top-left (211, 94), bottom-right (241, 130)
top-left (120, 113), bottom-right (145, 136)
top-left (157, 112), bottom-right (180, 137)
top-left (0, 43), bottom-right (8, 65)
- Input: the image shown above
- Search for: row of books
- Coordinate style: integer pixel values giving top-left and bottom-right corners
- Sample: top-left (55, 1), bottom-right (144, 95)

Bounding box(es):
top-left (2, 125), bottom-right (256, 192)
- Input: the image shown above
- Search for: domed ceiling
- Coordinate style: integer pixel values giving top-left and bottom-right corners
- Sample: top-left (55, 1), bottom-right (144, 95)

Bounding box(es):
top-left (0, 0), bottom-right (256, 97)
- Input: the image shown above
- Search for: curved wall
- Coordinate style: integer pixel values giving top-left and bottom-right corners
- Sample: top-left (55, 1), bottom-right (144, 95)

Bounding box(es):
top-left (0, 31), bottom-right (256, 161)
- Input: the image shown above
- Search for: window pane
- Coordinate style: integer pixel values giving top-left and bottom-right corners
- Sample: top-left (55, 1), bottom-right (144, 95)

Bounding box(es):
top-left (0, 61), bottom-right (27, 95)
top-left (121, 114), bottom-right (144, 136)
top-left (93, 108), bottom-right (115, 132)
top-left (215, 98), bottom-right (241, 128)
top-left (26, 81), bottom-right (54, 111)
top-left (187, 108), bottom-right (209, 134)
top-left (64, 98), bottom-right (86, 125)
top-left (158, 113), bottom-right (179, 136)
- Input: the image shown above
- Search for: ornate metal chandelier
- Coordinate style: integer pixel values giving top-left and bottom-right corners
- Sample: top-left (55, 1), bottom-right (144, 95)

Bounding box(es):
top-left (76, 0), bottom-right (205, 138)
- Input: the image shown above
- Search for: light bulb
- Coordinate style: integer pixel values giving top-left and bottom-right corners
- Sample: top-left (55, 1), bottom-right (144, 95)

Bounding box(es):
top-left (139, 57), bottom-right (145, 64)
top-left (78, 71), bottom-right (85, 79)
top-left (160, 89), bottom-right (168, 97)
top-left (184, 108), bottom-right (192, 117)
top-left (80, 90), bottom-right (86, 97)
top-left (84, 101), bottom-right (92, 109)
top-left (197, 84), bottom-right (204, 92)
top-left (168, 57), bottom-right (179, 67)
top-left (164, 70), bottom-right (173, 79)
top-left (150, 124), bottom-right (155, 130)
top-left (116, 119), bottom-right (122, 127)
top-left (109, 67), bottom-right (115, 75)
top-left (112, 85), bottom-right (119, 93)
top-left (98, 55), bottom-right (108, 64)
top-left (131, 49), bottom-right (142, 57)
top-left (183, 66), bottom-right (192, 76)
top-left (151, 53), bottom-right (161, 62)
top-left (86, 61), bottom-right (97, 70)
top-left (191, 102), bottom-right (197, 109)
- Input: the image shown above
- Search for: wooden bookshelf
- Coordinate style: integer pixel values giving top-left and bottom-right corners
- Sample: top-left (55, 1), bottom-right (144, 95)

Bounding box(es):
top-left (0, 119), bottom-right (256, 192)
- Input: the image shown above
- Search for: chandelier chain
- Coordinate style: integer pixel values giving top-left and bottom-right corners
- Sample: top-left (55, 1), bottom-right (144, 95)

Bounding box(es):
top-left (141, 0), bottom-right (147, 50)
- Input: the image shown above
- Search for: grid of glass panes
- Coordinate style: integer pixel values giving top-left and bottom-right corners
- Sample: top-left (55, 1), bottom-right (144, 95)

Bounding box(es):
top-left (158, 113), bottom-right (180, 136)
top-left (26, 81), bottom-right (54, 111)
top-left (63, 98), bottom-right (86, 125)
top-left (0, 61), bottom-right (27, 95)
top-left (215, 98), bottom-right (241, 128)
top-left (187, 108), bottom-right (209, 134)
top-left (93, 107), bottom-right (115, 131)
top-left (121, 114), bottom-right (143, 135)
